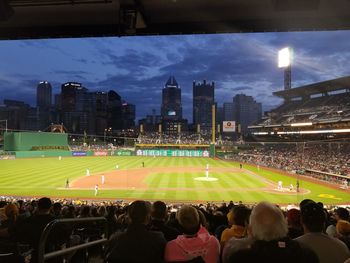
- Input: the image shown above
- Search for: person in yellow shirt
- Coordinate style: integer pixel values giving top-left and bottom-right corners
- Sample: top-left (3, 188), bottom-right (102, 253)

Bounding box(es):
top-left (221, 205), bottom-right (251, 247)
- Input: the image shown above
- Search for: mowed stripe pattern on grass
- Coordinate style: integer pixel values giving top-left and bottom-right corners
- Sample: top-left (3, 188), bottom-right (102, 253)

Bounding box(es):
top-left (0, 156), bottom-right (349, 204)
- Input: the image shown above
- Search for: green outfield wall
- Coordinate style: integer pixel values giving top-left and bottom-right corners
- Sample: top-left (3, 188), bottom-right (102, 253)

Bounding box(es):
top-left (4, 132), bottom-right (68, 151)
top-left (13, 150), bottom-right (72, 158)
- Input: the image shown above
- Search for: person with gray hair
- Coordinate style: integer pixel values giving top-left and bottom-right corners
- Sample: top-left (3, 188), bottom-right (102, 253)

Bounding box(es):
top-left (228, 201), bottom-right (318, 263)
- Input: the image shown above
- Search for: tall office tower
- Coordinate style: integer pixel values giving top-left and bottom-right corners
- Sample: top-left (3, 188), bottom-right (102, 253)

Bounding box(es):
top-left (60, 82), bottom-right (96, 134)
top-left (107, 90), bottom-right (122, 131)
top-left (36, 81), bottom-right (52, 129)
top-left (37, 81), bottom-right (52, 109)
top-left (232, 94), bottom-right (262, 134)
top-left (193, 80), bottom-right (215, 131)
top-left (95, 91), bottom-right (108, 135)
top-left (223, 102), bottom-right (235, 121)
top-left (161, 76), bottom-right (187, 134)
top-left (121, 102), bottom-right (136, 130)
top-left (161, 76), bottom-right (182, 120)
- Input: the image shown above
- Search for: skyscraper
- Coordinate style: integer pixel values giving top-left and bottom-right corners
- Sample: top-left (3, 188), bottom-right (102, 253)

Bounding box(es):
top-left (161, 76), bottom-right (182, 120)
top-left (36, 81), bottom-right (52, 109)
top-left (160, 76), bottom-right (188, 134)
top-left (223, 102), bottom-right (235, 121)
top-left (36, 81), bottom-right (52, 130)
top-left (193, 80), bottom-right (215, 131)
top-left (60, 82), bottom-right (96, 134)
top-left (232, 94), bottom-right (262, 134)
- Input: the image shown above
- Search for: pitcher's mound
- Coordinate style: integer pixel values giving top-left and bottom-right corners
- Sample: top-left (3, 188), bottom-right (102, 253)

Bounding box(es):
top-left (194, 177), bottom-right (219, 181)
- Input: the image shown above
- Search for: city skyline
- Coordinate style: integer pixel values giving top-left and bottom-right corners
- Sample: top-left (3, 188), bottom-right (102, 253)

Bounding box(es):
top-left (1, 31), bottom-right (350, 121)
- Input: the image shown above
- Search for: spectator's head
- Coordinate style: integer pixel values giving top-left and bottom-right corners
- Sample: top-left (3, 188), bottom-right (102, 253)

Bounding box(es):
top-left (299, 199), bottom-right (314, 209)
top-left (197, 209), bottom-right (208, 229)
top-left (227, 205), bottom-right (251, 227)
top-left (286, 208), bottom-right (301, 227)
top-left (151, 201), bottom-right (167, 220)
top-left (336, 220), bottom-right (350, 236)
top-left (80, 205), bottom-right (91, 217)
top-left (335, 207), bottom-right (349, 221)
top-left (128, 200), bottom-right (151, 225)
top-left (0, 201), bottom-right (7, 208)
top-left (300, 202), bottom-right (326, 233)
top-left (5, 203), bottom-right (19, 219)
top-left (249, 201), bottom-right (288, 241)
top-left (177, 205), bottom-right (200, 235)
top-left (52, 202), bottom-right (62, 217)
top-left (38, 197), bottom-right (52, 214)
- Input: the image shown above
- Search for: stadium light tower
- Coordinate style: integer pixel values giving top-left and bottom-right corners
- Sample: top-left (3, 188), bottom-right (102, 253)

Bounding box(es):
top-left (278, 47), bottom-right (292, 90)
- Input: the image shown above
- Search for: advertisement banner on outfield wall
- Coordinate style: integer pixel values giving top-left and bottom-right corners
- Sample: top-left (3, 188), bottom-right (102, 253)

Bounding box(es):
top-left (112, 150), bottom-right (133, 156)
top-left (93, 151), bottom-right (108, 156)
top-left (72, 151), bottom-right (87, 156)
top-left (223, 121), bottom-right (235, 132)
top-left (0, 155), bottom-right (16, 160)
top-left (136, 149), bottom-right (209, 157)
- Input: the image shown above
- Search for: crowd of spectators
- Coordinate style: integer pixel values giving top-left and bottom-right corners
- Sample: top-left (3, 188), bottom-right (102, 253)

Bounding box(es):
top-left (0, 197), bottom-right (350, 262)
top-left (228, 143), bottom-right (350, 178)
top-left (261, 91), bottom-right (350, 126)
top-left (137, 132), bottom-right (234, 146)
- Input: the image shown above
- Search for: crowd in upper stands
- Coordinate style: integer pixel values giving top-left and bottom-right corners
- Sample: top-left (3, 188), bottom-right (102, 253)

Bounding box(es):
top-left (1, 197), bottom-right (350, 263)
top-left (228, 143), bottom-right (350, 177)
top-left (137, 132), bottom-right (235, 146)
top-left (258, 92), bottom-right (350, 126)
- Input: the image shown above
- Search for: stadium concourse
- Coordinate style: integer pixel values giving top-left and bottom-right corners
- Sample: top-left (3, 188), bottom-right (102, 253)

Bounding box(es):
top-left (0, 196), bottom-right (350, 263)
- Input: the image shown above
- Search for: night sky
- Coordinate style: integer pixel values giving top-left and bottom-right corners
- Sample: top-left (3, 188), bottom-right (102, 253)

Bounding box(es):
top-left (1, 31), bottom-right (350, 121)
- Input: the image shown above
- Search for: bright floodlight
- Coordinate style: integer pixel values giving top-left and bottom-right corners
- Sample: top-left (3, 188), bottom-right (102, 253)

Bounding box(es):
top-left (278, 47), bottom-right (291, 68)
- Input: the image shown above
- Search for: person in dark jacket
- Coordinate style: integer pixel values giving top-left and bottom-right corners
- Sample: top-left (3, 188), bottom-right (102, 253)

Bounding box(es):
top-left (150, 201), bottom-right (180, 241)
top-left (105, 200), bottom-right (166, 263)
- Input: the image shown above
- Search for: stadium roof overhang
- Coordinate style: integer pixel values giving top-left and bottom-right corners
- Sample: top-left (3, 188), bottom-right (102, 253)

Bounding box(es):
top-left (2, 0), bottom-right (350, 40)
top-left (273, 76), bottom-right (350, 100)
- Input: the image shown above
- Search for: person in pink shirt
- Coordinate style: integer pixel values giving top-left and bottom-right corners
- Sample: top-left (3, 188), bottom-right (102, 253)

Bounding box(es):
top-left (164, 205), bottom-right (220, 263)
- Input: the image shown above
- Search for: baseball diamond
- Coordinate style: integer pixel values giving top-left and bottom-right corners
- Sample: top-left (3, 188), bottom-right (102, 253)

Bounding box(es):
top-left (0, 156), bottom-right (349, 204)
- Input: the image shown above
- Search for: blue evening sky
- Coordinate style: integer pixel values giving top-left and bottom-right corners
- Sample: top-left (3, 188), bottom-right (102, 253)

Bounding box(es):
top-left (1, 31), bottom-right (350, 121)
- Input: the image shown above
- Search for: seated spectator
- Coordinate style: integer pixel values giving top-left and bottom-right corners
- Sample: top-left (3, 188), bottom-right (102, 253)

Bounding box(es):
top-left (228, 201), bottom-right (318, 263)
top-left (220, 205), bottom-right (250, 247)
top-left (222, 236), bottom-right (253, 263)
top-left (51, 202), bottom-right (62, 218)
top-left (336, 220), bottom-right (350, 250)
top-left (295, 202), bottom-right (350, 263)
top-left (14, 197), bottom-right (65, 263)
top-left (150, 201), bottom-right (180, 241)
top-left (286, 208), bottom-right (303, 239)
top-left (326, 207), bottom-right (349, 237)
top-left (0, 203), bottom-right (19, 230)
top-left (105, 200), bottom-right (166, 263)
top-left (164, 205), bottom-right (220, 263)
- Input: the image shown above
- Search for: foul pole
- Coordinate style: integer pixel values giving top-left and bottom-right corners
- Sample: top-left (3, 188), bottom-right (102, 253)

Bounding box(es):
top-left (211, 104), bottom-right (216, 144)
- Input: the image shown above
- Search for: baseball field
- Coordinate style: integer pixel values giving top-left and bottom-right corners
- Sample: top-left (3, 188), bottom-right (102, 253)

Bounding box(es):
top-left (0, 156), bottom-right (349, 204)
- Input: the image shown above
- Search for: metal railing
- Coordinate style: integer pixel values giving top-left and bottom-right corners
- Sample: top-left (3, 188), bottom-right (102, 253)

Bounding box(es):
top-left (38, 217), bottom-right (108, 263)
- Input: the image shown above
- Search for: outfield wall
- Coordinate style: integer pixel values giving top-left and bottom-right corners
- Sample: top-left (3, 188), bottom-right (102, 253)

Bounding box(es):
top-left (13, 150), bottom-right (72, 158)
top-left (11, 149), bottom-right (135, 158)
top-left (4, 132), bottom-right (68, 151)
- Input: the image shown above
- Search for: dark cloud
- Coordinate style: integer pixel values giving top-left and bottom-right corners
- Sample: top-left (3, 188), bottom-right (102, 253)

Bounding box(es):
top-left (2, 31), bottom-right (350, 122)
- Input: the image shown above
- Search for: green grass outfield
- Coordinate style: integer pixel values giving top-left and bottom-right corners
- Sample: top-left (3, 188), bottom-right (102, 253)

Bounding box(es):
top-left (0, 156), bottom-right (349, 204)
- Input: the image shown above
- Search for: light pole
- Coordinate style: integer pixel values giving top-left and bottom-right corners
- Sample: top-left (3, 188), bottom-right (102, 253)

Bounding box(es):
top-left (278, 47), bottom-right (292, 90)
